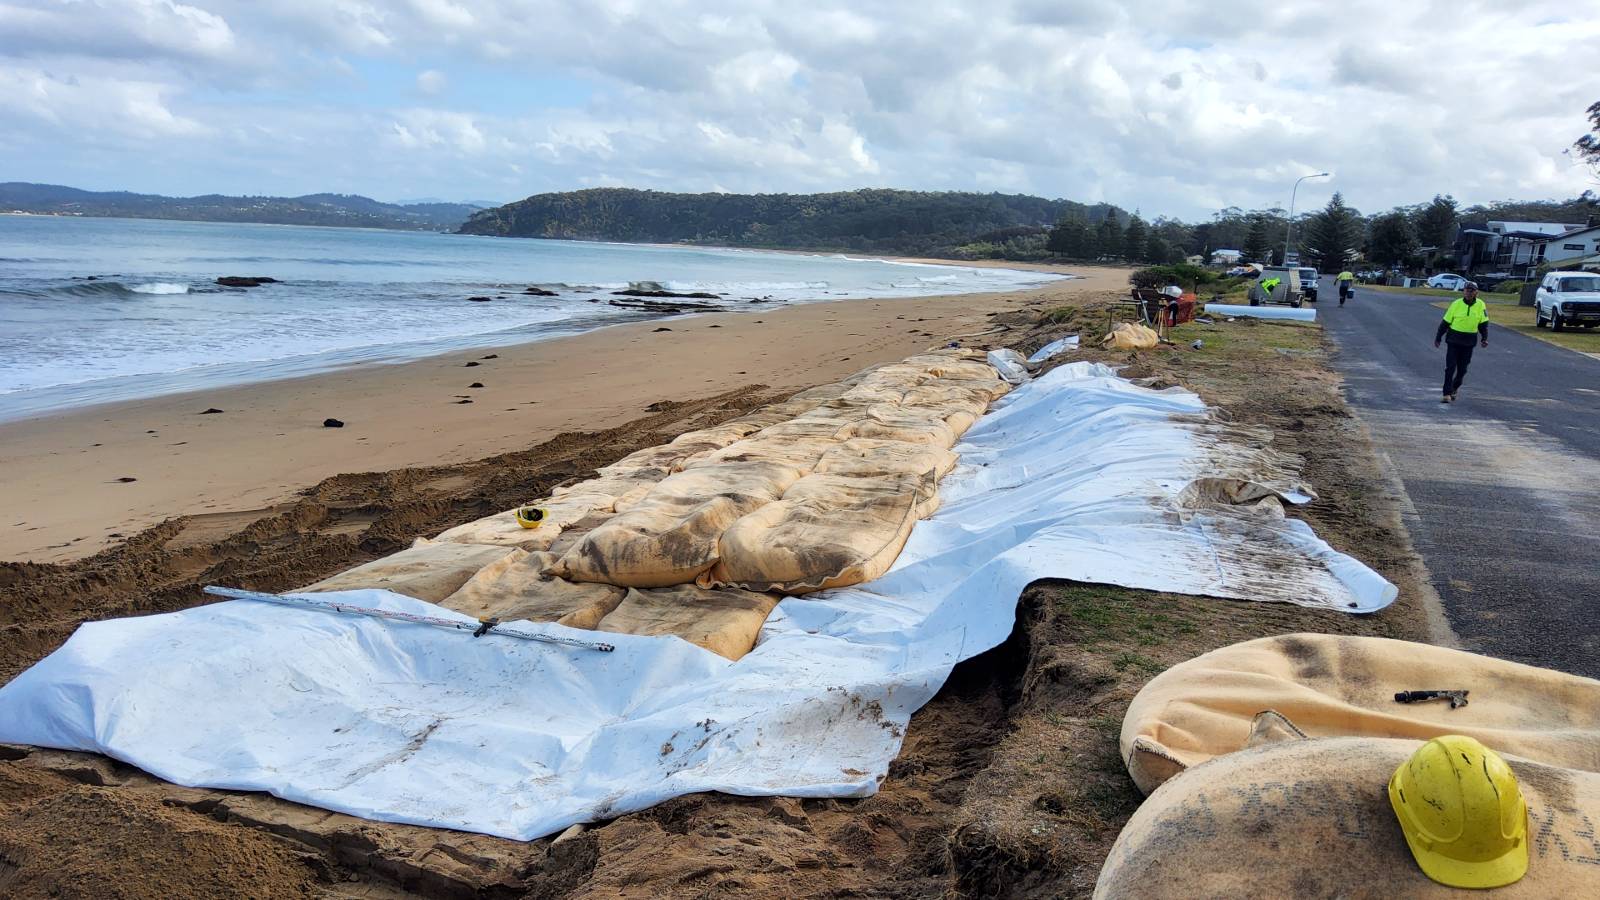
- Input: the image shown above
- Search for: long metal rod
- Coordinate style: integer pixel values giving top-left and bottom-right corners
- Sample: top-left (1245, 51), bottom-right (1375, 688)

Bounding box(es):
top-left (1284, 171), bottom-right (1330, 264)
top-left (203, 586), bottom-right (616, 652)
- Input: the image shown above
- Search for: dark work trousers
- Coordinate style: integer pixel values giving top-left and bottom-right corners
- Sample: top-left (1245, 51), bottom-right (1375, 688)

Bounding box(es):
top-left (1443, 340), bottom-right (1476, 395)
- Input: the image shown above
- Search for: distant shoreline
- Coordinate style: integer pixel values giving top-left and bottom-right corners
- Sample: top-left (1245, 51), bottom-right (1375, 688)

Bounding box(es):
top-left (0, 265), bottom-right (1127, 563)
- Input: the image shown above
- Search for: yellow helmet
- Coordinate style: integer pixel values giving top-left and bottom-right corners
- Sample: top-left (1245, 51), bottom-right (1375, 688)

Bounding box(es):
top-left (514, 506), bottom-right (547, 529)
top-left (1387, 735), bottom-right (1528, 889)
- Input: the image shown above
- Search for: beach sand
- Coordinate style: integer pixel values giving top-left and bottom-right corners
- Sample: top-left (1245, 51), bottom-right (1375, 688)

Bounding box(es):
top-left (1, 264), bottom-right (1132, 563)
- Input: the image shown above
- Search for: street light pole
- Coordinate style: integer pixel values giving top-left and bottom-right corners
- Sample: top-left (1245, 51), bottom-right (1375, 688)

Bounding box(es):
top-left (1284, 172), bottom-right (1331, 265)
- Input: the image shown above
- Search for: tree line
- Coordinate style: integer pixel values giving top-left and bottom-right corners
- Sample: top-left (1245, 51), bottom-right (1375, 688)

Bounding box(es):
top-left (459, 187), bottom-right (1124, 257)
top-left (1041, 192), bottom-right (1596, 272)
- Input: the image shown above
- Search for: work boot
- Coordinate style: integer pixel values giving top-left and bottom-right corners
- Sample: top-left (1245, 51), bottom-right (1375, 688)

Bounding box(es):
top-left (1441, 395), bottom-right (1452, 403)
top-left (1450, 392), bottom-right (1459, 402)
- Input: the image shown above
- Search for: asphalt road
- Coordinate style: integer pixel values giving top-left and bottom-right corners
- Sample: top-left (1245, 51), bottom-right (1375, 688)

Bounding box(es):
top-left (1322, 285), bottom-right (1600, 678)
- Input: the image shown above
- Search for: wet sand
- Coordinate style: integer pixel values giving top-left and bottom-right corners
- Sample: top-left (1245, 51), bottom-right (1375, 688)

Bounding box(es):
top-left (1, 265), bottom-right (1130, 562)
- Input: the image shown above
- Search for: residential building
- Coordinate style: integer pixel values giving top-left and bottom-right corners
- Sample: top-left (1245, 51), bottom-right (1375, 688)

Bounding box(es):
top-left (1452, 220), bottom-right (1588, 276)
top-left (1536, 223), bottom-right (1600, 267)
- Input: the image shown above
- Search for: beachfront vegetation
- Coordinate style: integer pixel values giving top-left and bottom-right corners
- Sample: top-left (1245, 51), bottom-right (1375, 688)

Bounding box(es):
top-left (459, 187), bottom-right (1126, 258)
top-left (0, 182), bottom-right (481, 231)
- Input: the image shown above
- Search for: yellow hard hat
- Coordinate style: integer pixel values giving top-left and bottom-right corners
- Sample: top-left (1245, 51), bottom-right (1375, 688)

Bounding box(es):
top-left (514, 506), bottom-right (547, 529)
top-left (1388, 735), bottom-right (1528, 889)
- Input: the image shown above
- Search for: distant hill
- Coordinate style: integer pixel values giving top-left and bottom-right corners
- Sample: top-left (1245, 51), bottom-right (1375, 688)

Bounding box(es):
top-left (458, 187), bottom-right (1123, 256)
top-left (0, 183), bottom-right (483, 231)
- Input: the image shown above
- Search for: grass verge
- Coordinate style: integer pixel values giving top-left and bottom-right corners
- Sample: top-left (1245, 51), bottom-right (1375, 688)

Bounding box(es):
top-left (1429, 296), bottom-right (1600, 353)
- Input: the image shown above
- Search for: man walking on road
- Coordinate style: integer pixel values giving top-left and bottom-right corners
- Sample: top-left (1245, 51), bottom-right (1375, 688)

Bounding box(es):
top-left (1434, 283), bottom-right (1489, 403)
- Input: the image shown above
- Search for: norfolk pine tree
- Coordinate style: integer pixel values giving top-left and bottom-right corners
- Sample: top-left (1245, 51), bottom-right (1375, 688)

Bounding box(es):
top-left (1304, 193), bottom-right (1363, 271)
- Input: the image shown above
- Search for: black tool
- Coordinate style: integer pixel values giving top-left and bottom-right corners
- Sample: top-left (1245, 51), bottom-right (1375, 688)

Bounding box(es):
top-left (1394, 689), bottom-right (1469, 709)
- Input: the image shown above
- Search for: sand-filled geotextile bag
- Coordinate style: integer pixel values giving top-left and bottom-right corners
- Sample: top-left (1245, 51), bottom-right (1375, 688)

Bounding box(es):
top-left (440, 551), bottom-right (625, 629)
top-left (1120, 633), bottom-right (1600, 795)
top-left (434, 493), bottom-right (618, 551)
top-left (595, 586), bottom-right (780, 660)
top-left (315, 349), bottom-right (1006, 653)
top-left (546, 461), bottom-right (804, 587)
top-left (551, 473), bottom-right (662, 504)
top-left (302, 539), bottom-right (523, 602)
top-left (1100, 322), bottom-right (1160, 350)
top-left (596, 442), bottom-right (723, 477)
top-left (705, 472), bottom-right (938, 593)
top-left (812, 438), bottom-right (958, 480)
top-left (839, 407), bottom-right (956, 447)
top-left (1095, 736), bottom-right (1600, 899)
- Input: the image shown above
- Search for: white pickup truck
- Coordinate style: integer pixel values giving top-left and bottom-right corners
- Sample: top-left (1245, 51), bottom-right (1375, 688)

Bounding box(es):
top-left (1533, 271), bottom-right (1600, 331)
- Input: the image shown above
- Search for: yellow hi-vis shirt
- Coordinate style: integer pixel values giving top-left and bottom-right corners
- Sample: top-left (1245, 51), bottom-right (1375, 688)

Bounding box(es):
top-left (1337, 271), bottom-right (1354, 282)
top-left (1443, 297), bottom-right (1489, 334)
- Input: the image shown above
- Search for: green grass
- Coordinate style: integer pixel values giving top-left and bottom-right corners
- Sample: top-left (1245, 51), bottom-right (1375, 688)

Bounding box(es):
top-left (1429, 297), bottom-right (1600, 353)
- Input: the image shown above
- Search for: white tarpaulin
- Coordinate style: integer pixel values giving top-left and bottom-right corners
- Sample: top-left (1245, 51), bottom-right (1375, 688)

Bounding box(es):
top-left (1202, 303), bottom-right (1317, 322)
top-left (0, 362), bottom-right (1395, 840)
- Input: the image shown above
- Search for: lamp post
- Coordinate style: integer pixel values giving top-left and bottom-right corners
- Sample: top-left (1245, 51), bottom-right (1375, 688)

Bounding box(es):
top-left (1284, 172), bottom-right (1330, 265)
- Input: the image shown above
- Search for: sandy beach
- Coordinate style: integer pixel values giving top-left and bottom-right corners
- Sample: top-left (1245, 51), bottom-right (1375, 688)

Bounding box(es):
top-left (1, 264), bottom-right (1131, 563)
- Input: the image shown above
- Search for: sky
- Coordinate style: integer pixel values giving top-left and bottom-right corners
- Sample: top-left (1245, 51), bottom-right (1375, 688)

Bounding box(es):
top-left (1, 0), bottom-right (1596, 221)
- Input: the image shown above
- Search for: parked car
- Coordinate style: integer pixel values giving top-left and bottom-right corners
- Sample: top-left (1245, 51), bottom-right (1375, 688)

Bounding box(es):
top-left (1533, 271), bottom-right (1600, 331)
top-left (1297, 267), bottom-right (1319, 301)
top-left (1427, 273), bottom-right (1470, 291)
top-left (1248, 266), bottom-right (1304, 308)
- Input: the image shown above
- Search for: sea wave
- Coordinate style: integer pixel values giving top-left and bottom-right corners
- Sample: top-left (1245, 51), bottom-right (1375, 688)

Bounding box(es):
top-left (129, 282), bottom-right (191, 294)
top-left (36, 280), bottom-right (192, 298)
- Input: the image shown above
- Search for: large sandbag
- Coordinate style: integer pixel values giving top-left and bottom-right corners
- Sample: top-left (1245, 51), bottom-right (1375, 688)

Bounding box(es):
top-left (687, 435), bottom-right (842, 472)
top-left (935, 375), bottom-right (1013, 402)
top-left (786, 382), bottom-right (853, 402)
top-left (551, 473), bottom-right (661, 502)
top-left (1100, 322), bottom-right (1160, 350)
top-left (667, 419), bottom-right (771, 448)
top-left (440, 551), bottom-right (625, 629)
top-left (547, 462), bottom-right (802, 587)
top-left (900, 354), bottom-right (1000, 380)
top-left (1095, 736), bottom-right (1600, 899)
top-left (1121, 634), bottom-right (1600, 795)
top-left (813, 439), bottom-right (958, 479)
top-left (302, 539), bottom-right (522, 602)
top-left (901, 383), bottom-right (993, 418)
top-left (597, 441), bottom-right (723, 476)
top-left (840, 407), bottom-right (956, 447)
top-left (706, 472), bottom-right (937, 593)
top-left (595, 586), bottom-right (780, 661)
top-left (434, 493), bottom-right (616, 551)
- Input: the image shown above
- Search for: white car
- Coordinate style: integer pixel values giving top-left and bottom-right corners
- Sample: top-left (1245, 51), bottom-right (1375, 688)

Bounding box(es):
top-left (1427, 273), bottom-right (1470, 291)
top-left (1533, 271), bottom-right (1600, 331)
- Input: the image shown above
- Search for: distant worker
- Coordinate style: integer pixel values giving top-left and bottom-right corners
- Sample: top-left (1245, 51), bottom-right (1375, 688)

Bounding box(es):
top-left (1336, 269), bottom-right (1355, 306)
top-left (1161, 279), bottom-right (1184, 300)
top-left (1434, 282), bottom-right (1489, 403)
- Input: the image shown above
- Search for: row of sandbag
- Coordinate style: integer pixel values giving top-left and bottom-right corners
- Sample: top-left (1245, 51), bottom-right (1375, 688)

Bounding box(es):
top-left (301, 349), bottom-right (1010, 659)
top-left (1096, 634), bottom-right (1600, 897)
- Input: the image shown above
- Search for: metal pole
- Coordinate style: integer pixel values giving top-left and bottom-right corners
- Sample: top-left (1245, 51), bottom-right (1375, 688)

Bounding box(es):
top-left (1284, 172), bottom-right (1330, 264)
top-left (203, 586), bottom-right (617, 652)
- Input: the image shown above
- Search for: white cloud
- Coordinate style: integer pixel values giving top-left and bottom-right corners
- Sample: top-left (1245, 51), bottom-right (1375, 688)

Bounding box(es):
top-left (415, 68), bottom-right (446, 95)
top-left (0, 64), bottom-right (209, 138)
top-left (1, 0), bottom-right (1595, 218)
top-left (0, 0), bottom-right (237, 63)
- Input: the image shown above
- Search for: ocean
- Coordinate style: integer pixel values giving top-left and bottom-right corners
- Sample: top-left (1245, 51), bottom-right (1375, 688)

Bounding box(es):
top-left (0, 215), bottom-right (1062, 421)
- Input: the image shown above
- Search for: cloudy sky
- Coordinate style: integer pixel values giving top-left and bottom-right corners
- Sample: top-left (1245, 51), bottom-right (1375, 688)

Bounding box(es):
top-left (2, 0), bottom-right (1595, 220)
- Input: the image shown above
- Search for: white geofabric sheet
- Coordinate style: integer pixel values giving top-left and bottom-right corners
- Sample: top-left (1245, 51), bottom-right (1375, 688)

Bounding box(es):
top-left (0, 362), bottom-right (1396, 840)
top-left (1202, 303), bottom-right (1317, 322)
